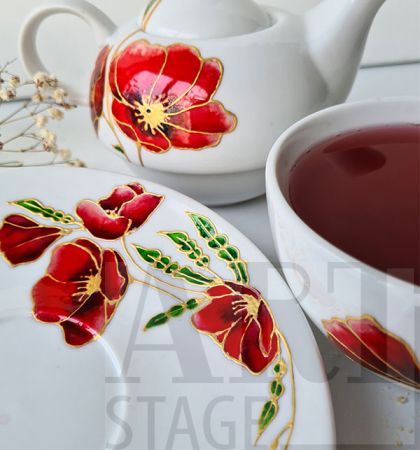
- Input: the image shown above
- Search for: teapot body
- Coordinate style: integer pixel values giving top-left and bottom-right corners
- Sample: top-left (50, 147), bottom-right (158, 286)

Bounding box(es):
top-left (92, 9), bottom-right (336, 176)
top-left (20, 0), bottom-right (386, 204)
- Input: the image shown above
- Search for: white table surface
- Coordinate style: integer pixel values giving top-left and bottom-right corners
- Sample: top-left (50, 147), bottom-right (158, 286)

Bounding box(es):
top-left (1, 62), bottom-right (419, 449)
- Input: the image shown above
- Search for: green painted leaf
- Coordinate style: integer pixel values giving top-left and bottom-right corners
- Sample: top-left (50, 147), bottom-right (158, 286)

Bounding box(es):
top-left (11, 199), bottom-right (76, 224)
top-left (134, 245), bottom-right (214, 286)
top-left (254, 358), bottom-right (287, 445)
top-left (188, 213), bottom-right (249, 284)
top-left (258, 400), bottom-right (278, 432)
top-left (113, 144), bottom-right (125, 154)
top-left (145, 313), bottom-right (168, 329)
top-left (186, 299), bottom-right (199, 310)
top-left (162, 231), bottom-right (210, 268)
top-left (270, 380), bottom-right (278, 395)
top-left (168, 305), bottom-right (185, 317)
top-left (144, 299), bottom-right (200, 330)
top-left (191, 214), bottom-right (216, 239)
top-left (175, 266), bottom-right (214, 286)
top-left (273, 360), bottom-right (287, 377)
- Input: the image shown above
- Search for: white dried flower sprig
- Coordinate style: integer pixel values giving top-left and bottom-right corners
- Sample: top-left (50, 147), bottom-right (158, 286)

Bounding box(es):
top-left (0, 60), bottom-right (84, 168)
top-left (34, 115), bottom-right (48, 128)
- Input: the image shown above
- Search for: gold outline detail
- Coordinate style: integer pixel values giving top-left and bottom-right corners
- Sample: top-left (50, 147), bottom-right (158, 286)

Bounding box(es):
top-left (268, 332), bottom-right (296, 450)
top-left (108, 38), bottom-right (237, 154)
top-left (187, 212), bottom-right (250, 284)
top-left (158, 229), bottom-right (223, 282)
top-left (191, 308), bottom-right (280, 376)
top-left (323, 315), bottom-right (420, 390)
top-left (141, 0), bottom-right (163, 32)
top-left (74, 184), bottom-right (165, 242)
top-left (1, 188), bottom-right (296, 447)
top-left (9, 199), bottom-right (77, 225)
top-left (90, 45), bottom-right (111, 135)
top-left (31, 239), bottom-right (129, 348)
top-left (0, 214), bottom-right (69, 268)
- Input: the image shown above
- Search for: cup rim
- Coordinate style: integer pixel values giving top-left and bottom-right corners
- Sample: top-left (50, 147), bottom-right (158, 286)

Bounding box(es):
top-left (266, 96), bottom-right (420, 297)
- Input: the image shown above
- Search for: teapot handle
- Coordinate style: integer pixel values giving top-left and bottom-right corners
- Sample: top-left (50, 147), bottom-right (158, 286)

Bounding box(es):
top-left (19, 0), bottom-right (116, 105)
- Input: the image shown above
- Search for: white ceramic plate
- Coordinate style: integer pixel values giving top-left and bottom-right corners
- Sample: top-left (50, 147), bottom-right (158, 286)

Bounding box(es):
top-left (0, 167), bottom-right (335, 450)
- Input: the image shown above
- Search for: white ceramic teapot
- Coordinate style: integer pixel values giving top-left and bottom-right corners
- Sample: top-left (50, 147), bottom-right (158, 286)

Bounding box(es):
top-left (20, 0), bottom-right (386, 205)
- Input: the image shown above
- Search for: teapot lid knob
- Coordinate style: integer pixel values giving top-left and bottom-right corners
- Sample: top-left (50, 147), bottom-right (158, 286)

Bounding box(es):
top-left (140, 0), bottom-right (271, 38)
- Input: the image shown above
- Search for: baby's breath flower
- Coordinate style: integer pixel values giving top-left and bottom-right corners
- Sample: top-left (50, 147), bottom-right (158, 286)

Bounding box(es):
top-left (46, 74), bottom-right (58, 88)
top-left (53, 88), bottom-right (67, 104)
top-left (69, 159), bottom-right (85, 167)
top-left (34, 115), bottom-right (48, 128)
top-left (32, 91), bottom-right (45, 103)
top-left (48, 107), bottom-right (64, 120)
top-left (0, 88), bottom-right (10, 101)
top-left (58, 149), bottom-right (72, 161)
top-left (0, 87), bottom-right (16, 101)
top-left (39, 129), bottom-right (57, 150)
top-left (8, 75), bottom-right (20, 88)
top-left (0, 60), bottom-right (82, 168)
top-left (33, 71), bottom-right (49, 87)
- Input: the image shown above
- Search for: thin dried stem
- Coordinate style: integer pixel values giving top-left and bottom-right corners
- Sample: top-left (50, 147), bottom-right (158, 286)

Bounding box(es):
top-left (0, 102), bottom-right (30, 125)
top-left (2, 107), bottom-right (52, 126)
top-left (1, 122), bottom-right (35, 145)
top-left (0, 160), bottom-right (23, 167)
top-left (0, 159), bottom-right (80, 168)
top-left (0, 60), bottom-right (82, 168)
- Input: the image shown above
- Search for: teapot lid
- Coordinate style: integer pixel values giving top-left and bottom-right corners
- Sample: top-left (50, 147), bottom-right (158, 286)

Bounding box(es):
top-left (140, 0), bottom-right (271, 39)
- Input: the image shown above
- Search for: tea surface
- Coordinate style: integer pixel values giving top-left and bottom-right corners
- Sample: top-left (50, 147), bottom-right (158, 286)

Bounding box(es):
top-left (288, 124), bottom-right (420, 285)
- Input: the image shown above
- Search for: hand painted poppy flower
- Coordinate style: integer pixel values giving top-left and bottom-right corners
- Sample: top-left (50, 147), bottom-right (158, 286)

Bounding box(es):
top-left (32, 238), bottom-right (129, 346)
top-left (90, 45), bottom-right (111, 133)
top-left (323, 316), bottom-right (420, 389)
top-left (109, 40), bottom-right (237, 153)
top-left (76, 182), bottom-right (163, 240)
top-left (192, 282), bottom-right (279, 374)
top-left (0, 214), bottom-right (65, 266)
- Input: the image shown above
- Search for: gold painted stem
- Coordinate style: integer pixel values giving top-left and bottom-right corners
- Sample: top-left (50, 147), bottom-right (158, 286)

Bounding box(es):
top-left (137, 144), bottom-right (144, 167)
top-left (141, 0), bottom-right (163, 31)
top-left (103, 69), bottom-right (130, 162)
top-left (131, 277), bottom-right (185, 304)
top-left (202, 265), bottom-right (223, 283)
top-left (121, 236), bottom-right (204, 295)
top-left (270, 331), bottom-right (296, 450)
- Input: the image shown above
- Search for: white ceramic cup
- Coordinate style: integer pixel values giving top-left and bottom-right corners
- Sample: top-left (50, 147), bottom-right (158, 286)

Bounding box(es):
top-left (266, 98), bottom-right (420, 390)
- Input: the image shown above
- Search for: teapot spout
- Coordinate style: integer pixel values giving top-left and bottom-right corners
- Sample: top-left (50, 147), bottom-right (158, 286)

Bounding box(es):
top-left (304, 0), bottom-right (386, 103)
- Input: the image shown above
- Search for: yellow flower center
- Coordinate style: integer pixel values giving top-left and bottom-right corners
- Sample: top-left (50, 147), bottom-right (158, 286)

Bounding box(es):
top-left (106, 208), bottom-right (121, 218)
top-left (232, 295), bottom-right (260, 321)
top-left (77, 273), bottom-right (101, 299)
top-left (134, 96), bottom-right (169, 135)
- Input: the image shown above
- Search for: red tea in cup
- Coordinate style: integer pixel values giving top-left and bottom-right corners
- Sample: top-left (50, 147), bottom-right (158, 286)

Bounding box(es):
top-left (288, 124), bottom-right (420, 285)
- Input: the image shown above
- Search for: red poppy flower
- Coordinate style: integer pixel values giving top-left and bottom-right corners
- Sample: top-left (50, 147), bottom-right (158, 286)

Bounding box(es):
top-left (0, 214), bottom-right (65, 266)
top-left (76, 182), bottom-right (163, 240)
top-left (192, 282), bottom-right (279, 374)
top-left (323, 316), bottom-right (420, 389)
top-left (32, 238), bottom-right (129, 346)
top-left (90, 45), bottom-right (111, 133)
top-left (109, 40), bottom-right (236, 153)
